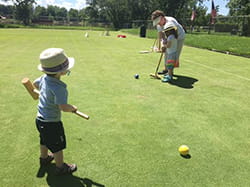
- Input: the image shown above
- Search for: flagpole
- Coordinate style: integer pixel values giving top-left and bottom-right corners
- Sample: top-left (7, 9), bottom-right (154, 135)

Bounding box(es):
top-left (208, 22), bottom-right (211, 34)
top-left (209, 0), bottom-right (216, 34)
top-left (208, 0), bottom-right (212, 34)
top-left (190, 5), bottom-right (196, 33)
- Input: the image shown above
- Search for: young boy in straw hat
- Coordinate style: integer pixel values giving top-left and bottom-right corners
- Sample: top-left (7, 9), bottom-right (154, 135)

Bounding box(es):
top-left (33, 48), bottom-right (78, 175)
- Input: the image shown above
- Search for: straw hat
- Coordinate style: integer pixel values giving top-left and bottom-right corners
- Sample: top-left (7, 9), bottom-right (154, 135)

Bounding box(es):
top-left (38, 48), bottom-right (74, 74)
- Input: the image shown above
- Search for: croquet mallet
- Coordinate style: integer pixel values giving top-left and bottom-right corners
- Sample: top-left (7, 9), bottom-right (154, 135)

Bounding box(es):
top-left (149, 52), bottom-right (164, 79)
top-left (21, 77), bottom-right (89, 120)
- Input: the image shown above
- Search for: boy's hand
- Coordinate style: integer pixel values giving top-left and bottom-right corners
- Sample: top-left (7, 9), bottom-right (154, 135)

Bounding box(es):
top-left (161, 46), bottom-right (166, 52)
top-left (59, 104), bottom-right (77, 112)
top-left (156, 48), bottom-right (162, 53)
top-left (72, 105), bottom-right (77, 113)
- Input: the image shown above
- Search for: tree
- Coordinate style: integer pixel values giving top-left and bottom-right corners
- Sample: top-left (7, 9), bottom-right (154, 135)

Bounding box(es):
top-left (33, 5), bottom-right (47, 20)
top-left (192, 6), bottom-right (208, 26)
top-left (227, 0), bottom-right (250, 36)
top-left (227, 0), bottom-right (250, 15)
top-left (83, 6), bottom-right (97, 22)
top-left (127, 0), bottom-right (152, 21)
top-left (86, 0), bottom-right (129, 28)
top-left (85, 0), bottom-right (209, 29)
top-left (1, 0), bottom-right (35, 25)
top-left (103, 0), bottom-right (130, 29)
top-left (14, 0), bottom-right (35, 25)
top-left (56, 7), bottom-right (67, 20)
top-left (47, 5), bottom-right (56, 19)
top-left (68, 8), bottom-right (79, 21)
top-left (0, 4), bottom-right (14, 17)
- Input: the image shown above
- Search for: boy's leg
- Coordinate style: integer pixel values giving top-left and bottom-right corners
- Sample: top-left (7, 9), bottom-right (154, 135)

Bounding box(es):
top-left (54, 150), bottom-right (77, 175)
top-left (37, 120), bottom-right (77, 174)
top-left (176, 39), bottom-right (184, 67)
top-left (162, 61), bottom-right (174, 82)
top-left (164, 52), bottom-right (167, 71)
top-left (54, 150), bottom-right (64, 168)
top-left (36, 119), bottom-right (54, 166)
top-left (40, 145), bottom-right (54, 166)
top-left (168, 69), bottom-right (173, 77)
top-left (40, 145), bottom-right (48, 159)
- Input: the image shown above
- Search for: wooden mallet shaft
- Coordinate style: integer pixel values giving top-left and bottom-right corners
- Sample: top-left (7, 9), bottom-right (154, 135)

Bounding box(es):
top-left (73, 110), bottom-right (90, 120)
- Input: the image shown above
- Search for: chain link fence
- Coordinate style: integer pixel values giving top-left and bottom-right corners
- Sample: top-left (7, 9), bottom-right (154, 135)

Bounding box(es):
top-left (1, 15), bottom-right (249, 36)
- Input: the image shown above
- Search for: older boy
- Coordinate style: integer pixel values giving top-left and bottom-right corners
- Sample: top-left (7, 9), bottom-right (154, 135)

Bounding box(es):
top-left (151, 10), bottom-right (185, 74)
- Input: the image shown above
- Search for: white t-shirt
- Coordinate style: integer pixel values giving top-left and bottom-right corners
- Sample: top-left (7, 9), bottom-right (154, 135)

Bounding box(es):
top-left (157, 16), bottom-right (185, 40)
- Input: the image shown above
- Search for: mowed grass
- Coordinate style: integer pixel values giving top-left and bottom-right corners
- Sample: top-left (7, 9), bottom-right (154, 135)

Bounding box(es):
top-left (0, 29), bottom-right (250, 187)
top-left (184, 33), bottom-right (250, 57)
top-left (122, 28), bottom-right (250, 57)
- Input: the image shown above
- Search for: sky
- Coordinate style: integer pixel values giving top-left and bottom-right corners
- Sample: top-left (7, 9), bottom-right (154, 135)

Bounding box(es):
top-left (203, 0), bottom-right (229, 15)
top-left (1, 0), bottom-right (229, 16)
top-left (35, 0), bottom-right (87, 10)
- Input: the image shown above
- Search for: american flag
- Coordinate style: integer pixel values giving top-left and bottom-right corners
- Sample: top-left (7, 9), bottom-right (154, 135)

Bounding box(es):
top-left (191, 6), bottom-right (196, 21)
top-left (211, 0), bottom-right (216, 24)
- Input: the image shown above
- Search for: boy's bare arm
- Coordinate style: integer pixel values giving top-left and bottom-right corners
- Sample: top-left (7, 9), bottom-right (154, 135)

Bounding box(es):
top-left (158, 32), bottom-right (165, 51)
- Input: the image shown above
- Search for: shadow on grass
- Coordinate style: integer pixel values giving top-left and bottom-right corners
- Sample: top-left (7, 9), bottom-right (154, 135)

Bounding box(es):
top-left (170, 74), bottom-right (198, 89)
top-left (180, 154), bottom-right (192, 159)
top-left (37, 164), bottom-right (105, 187)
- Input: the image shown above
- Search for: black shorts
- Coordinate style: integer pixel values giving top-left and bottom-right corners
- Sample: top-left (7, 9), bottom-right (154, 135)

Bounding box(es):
top-left (36, 117), bottom-right (66, 153)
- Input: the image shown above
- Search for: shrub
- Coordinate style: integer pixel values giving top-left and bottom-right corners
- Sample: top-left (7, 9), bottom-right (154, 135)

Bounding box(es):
top-left (215, 23), bottom-right (238, 32)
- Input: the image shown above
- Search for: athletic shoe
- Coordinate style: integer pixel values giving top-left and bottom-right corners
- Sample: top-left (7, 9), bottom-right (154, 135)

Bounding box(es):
top-left (40, 154), bottom-right (54, 166)
top-left (158, 70), bottom-right (168, 75)
top-left (55, 163), bottom-right (77, 175)
top-left (162, 75), bottom-right (172, 82)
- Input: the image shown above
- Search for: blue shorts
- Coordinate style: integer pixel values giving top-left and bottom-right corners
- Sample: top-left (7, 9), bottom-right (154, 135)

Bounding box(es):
top-left (36, 117), bottom-right (66, 153)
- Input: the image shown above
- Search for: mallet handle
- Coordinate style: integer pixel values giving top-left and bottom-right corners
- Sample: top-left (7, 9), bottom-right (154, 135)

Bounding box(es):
top-left (154, 52), bottom-right (164, 75)
top-left (21, 77), bottom-right (39, 100)
top-left (73, 110), bottom-right (90, 120)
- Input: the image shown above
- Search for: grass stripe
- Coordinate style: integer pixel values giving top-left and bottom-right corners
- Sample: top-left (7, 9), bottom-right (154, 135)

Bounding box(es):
top-left (184, 59), bottom-right (250, 81)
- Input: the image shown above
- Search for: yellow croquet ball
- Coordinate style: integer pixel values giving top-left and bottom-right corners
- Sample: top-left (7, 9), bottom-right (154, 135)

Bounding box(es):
top-left (178, 145), bottom-right (189, 156)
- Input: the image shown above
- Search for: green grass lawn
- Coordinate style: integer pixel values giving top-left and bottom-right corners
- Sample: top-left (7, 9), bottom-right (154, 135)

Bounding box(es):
top-left (0, 29), bottom-right (250, 187)
top-left (122, 28), bottom-right (250, 57)
top-left (184, 33), bottom-right (250, 57)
